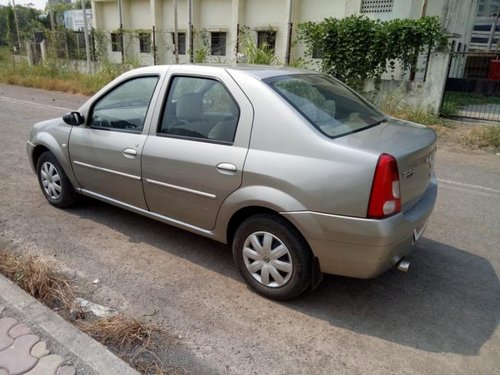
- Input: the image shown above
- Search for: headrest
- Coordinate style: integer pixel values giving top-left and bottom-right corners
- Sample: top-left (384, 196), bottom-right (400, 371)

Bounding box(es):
top-left (176, 93), bottom-right (203, 121)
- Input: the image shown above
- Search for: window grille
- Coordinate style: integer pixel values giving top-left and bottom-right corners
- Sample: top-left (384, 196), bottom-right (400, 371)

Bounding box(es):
top-left (360, 0), bottom-right (393, 13)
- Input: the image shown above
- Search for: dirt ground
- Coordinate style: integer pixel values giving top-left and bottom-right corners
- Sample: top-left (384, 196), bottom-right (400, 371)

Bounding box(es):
top-left (1, 84), bottom-right (499, 374)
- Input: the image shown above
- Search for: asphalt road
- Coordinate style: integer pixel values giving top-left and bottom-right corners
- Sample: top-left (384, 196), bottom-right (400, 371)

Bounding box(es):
top-left (1, 84), bottom-right (499, 375)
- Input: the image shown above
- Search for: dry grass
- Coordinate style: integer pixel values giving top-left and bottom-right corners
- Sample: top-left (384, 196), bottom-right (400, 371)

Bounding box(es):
top-left (77, 315), bottom-right (178, 374)
top-left (0, 250), bottom-right (74, 309)
top-left (77, 315), bottom-right (157, 351)
top-left (0, 249), bottom-right (177, 374)
top-left (0, 53), bottom-right (122, 96)
top-left (463, 125), bottom-right (500, 151)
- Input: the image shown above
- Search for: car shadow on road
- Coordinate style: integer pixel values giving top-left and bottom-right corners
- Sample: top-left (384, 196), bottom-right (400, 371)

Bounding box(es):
top-left (71, 200), bottom-right (500, 357)
top-left (289, 238), bottom-right (500, 356)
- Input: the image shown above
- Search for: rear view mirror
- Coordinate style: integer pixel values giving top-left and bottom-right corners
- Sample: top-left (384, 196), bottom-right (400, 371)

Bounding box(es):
top-left (62, 112), bottom-right (85, 126)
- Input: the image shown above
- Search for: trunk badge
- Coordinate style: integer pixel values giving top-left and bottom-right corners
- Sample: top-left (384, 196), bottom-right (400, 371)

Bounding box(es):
top-left (402, 169), bottom-right (414, 178)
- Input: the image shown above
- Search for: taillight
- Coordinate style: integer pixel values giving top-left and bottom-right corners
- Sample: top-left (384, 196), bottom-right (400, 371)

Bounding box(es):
top-left (367, 153), bottom-right (401, 219)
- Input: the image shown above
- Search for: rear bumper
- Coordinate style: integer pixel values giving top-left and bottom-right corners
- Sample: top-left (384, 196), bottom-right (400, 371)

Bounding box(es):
top-left (282, 176), bottom-right (437, 278)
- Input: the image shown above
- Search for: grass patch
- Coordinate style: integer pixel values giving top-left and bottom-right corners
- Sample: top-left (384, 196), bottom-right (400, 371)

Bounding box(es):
top-left (376, 89), bottom-right (454, 128)
top-left (77, 315), bottom-right (157, 352)
top-left (441, 92), bottom-right (500, 116)
top-left (0, 250), bottom-right (74, 309)
top-left (463, 125), bottom-right (500, 151)
top-left (0, 54), bottom-right (123, 96)
top-left (77, 315), bottom-right (181, 374)
top-left (380, 103), bottom-right (453, 128)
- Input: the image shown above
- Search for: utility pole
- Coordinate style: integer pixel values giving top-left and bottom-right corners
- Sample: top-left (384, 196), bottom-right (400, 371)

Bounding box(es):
top-left (174, 0), bottom-right (179, 64)
top-left (118, 0), bottom-right (124, 63)
top-left (49, 0), bottom-right (55, 31)
top-left (420, 0), bottom-right (428, 17)
top-left (11, 0), bottom-right (22, 50)
top-left (285, 0), bottom-right (294, 65)
top-left (80, 0), bottom-right (91, 73)
top-left (188, 0), bottom-right (193, 63)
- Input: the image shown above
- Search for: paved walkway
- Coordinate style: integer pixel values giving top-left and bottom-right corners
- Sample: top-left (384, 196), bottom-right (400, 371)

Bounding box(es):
top-left (0, 274), bottom-right (138, 375)
top-left (0, 316), bottom-right (76, 375)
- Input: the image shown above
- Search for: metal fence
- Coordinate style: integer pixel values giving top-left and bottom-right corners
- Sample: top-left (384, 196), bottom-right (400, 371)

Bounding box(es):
top-left (441, 51), bottom-right (500, 122)
top-left (25, 27), bottom-right (223, 67)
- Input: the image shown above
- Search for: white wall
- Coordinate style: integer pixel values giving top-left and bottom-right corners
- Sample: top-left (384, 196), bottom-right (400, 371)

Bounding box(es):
top-left (90, 0), bottom-right (474, 71)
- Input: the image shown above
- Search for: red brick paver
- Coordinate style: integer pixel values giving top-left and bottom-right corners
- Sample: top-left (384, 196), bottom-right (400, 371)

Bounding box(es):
top-left (0, 318), bottom-right (76, 375)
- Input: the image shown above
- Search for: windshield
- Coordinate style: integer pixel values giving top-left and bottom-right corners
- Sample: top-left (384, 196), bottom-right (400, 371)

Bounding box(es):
top-left (265, 74), bottom-right (386, 138)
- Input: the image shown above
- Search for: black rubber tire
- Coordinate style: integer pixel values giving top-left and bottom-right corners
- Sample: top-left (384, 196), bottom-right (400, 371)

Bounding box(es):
top-left (36, 151), bottom-right (78, 208)
top-left (232, 214), bottom-right (312, 300)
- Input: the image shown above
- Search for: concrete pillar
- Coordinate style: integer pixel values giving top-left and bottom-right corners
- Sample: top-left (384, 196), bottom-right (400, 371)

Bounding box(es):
top-left (40, 40), bottom-right (47, 63)
top-left (151, 0), bottom-right (164, 63)
top-left (26, 41), bottom-right (33, 66)
top-left (425, 52), bottom-right (451, 114)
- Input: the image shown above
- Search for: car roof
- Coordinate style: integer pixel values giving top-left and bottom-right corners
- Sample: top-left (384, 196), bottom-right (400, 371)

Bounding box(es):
top-left (129, 64), bottom-right (319, 80)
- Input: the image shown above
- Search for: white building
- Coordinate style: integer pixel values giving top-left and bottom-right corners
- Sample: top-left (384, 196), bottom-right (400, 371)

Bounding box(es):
top-left (64, 9), bottom-right (93, 32)
top-left (469, 0), bottom-right (500, 50)
top-left (90, 0), bottom-right (478, 66)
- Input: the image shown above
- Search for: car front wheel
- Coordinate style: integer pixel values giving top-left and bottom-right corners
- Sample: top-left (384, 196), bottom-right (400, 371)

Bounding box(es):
top-left (36, 151), bottom-right (78, 208)
top-left (232, 214), bottom-right (312, 300)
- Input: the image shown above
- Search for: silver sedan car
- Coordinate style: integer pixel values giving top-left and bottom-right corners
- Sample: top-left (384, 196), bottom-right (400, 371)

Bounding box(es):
top-left (27, 65), bottom-right (437, 300)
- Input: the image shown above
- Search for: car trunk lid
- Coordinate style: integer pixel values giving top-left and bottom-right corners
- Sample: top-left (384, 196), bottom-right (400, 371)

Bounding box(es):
top-left (336, 118), bottom-right (437, 212)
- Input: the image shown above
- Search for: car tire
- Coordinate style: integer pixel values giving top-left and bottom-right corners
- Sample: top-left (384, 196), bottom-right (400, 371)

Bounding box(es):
top-left (232, 214), bottom-right (312, 300)
top-left (36, 151), bottom-right (78, 208)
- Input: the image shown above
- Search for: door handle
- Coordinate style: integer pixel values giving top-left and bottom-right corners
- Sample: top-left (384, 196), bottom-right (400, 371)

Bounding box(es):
top-left (122, 148), bottom-right (137, 159)
top-left (216, 163), bottom-right (237, 175)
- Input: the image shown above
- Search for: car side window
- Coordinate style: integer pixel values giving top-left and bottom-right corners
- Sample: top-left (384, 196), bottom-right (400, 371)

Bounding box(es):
top-left (159, 76), bottom-right (240, 143)
top-left (90, 76), bottom-right (159, 133)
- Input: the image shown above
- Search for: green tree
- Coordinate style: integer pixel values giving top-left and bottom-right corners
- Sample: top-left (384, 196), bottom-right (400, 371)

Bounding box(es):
top-left (0, 4), bottom-right (45, 47)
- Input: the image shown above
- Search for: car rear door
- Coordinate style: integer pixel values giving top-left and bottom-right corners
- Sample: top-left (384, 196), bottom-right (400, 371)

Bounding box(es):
top-left (142, 67), bottom-right (253, 230)
top-left (69, 75), bottom-right (162, 209)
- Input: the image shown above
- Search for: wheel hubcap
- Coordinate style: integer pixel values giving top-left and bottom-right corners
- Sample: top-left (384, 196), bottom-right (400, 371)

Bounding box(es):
top-left (242, 231), bottom-right (293, 288)
top-left (40, 162), bottom-right (62, 200)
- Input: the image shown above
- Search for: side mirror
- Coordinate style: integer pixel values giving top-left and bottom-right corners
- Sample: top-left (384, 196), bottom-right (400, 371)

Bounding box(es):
top-left (62, 112), bottom-right (85, 126)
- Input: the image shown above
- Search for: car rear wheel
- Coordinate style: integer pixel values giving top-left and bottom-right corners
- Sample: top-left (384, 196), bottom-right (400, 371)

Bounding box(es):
top-left (232, 214), bottom-right (312, 300)
top-left (37, 151), bottom-right (78, 208)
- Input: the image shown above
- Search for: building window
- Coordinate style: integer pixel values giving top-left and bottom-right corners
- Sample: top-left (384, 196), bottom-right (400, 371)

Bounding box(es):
top-left (473, 24), bottom-right (493, 31)
top-left (471, 37), bottom-right (490, 43)
top-left (139, 33), bottom-right (151, 53)
top-left (211, 32), bottom-right (226, 56)
top-left (360, 0), bottom-right (393, 13)
top-left (257, 30), bottom-right (277, 53)
top-left (111, 32), bottom-right (122, 52)
top-left (172, 32), bottom-right (186, 55)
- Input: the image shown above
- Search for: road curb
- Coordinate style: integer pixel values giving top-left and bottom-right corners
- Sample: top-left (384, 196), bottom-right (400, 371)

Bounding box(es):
top-left (0, 274), bottom-right (139, 375)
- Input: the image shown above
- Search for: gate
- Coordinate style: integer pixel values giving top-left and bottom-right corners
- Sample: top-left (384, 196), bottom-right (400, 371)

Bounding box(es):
top-left (441, 51), bottom-right (500, 121)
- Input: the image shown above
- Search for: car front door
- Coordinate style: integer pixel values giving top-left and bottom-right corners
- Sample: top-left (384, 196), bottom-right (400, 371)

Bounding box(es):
top-left (69, 75), bottom-right (161, 209)
top-left (142, 68), bottom-right (253, 230)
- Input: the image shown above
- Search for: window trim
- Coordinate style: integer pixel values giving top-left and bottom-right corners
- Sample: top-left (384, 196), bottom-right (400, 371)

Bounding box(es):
top-left (156, 74), bottom-right (241, 145)
top-left (86, 74), bottom-right (161, 134)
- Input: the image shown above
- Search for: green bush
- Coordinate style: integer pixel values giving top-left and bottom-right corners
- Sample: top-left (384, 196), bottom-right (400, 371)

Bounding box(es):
top-left (298, 16), bottom-right (448, 88)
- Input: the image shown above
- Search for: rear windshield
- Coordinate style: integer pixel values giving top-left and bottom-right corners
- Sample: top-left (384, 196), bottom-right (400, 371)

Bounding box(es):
top-left (265, 74), bottom-right (386, 138)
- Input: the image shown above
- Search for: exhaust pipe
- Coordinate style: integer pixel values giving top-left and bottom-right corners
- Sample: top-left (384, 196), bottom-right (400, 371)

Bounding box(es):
top-left (396, 258), bottom-right (411, 272)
